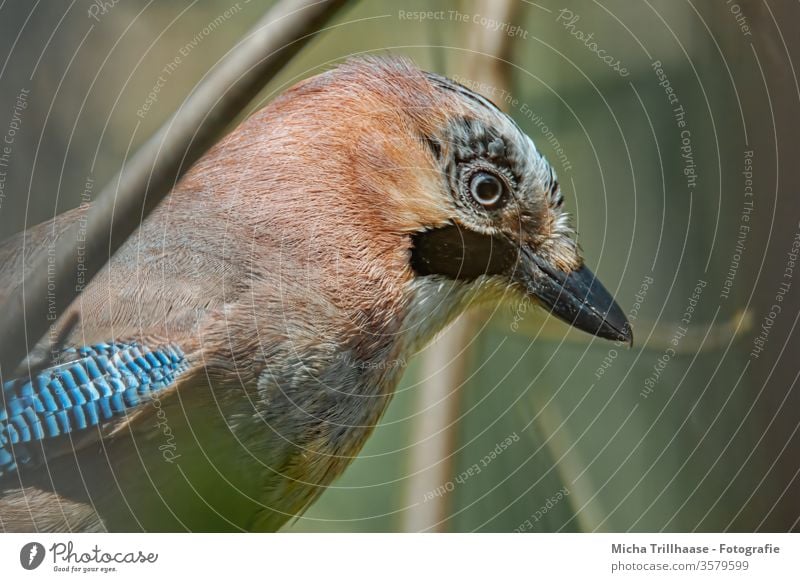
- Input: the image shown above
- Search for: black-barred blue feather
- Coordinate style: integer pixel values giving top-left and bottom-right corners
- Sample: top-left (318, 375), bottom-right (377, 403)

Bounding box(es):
top-left (0, 342), bottom-right (189, 476)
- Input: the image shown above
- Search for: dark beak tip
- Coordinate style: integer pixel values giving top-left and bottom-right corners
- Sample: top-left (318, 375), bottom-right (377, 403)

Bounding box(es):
top-left (600, 302), bottom-right (633, 347)
top-left (590, 313), bottom-right (632, 346)
top-left (625, 325), bottom-right (634, 348)
top-left (610, 321), bottom-right (634, 347)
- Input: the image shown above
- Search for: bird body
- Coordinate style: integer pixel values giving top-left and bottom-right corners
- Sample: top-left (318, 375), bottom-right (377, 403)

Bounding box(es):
top-left (0, 58), bottom-right (630, 531)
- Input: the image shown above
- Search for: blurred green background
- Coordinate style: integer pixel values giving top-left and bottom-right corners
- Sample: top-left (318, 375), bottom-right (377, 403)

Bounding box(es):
top-left (0, 0), bottom-right (798, 531)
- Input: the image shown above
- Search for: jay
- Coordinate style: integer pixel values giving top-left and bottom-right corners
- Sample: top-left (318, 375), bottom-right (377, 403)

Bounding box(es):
top-left (0, 57), bottom-right (630, 531)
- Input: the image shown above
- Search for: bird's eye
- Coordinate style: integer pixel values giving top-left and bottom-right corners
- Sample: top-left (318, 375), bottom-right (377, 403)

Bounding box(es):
top-left (469, 171), bottom-right (506, 208)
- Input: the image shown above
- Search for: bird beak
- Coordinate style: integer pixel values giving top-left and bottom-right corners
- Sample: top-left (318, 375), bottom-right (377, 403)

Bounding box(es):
top-left (512, 247), bottom-right (633, 345)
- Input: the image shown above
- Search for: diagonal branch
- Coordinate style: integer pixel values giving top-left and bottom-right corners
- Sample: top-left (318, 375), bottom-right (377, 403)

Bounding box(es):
top-left (0, 0), bottom-right (350, 377)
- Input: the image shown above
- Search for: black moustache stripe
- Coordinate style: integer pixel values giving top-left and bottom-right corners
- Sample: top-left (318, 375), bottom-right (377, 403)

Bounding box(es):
top-left (410, 223), bottom-right (517, 281)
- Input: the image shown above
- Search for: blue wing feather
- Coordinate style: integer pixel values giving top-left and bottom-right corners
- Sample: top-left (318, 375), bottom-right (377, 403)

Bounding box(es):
top-left (0, 342), bottom-right (189, 476)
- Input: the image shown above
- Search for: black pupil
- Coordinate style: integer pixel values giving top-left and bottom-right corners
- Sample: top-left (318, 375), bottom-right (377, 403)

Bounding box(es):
top-left (472, 173), bottom-right (503, 205)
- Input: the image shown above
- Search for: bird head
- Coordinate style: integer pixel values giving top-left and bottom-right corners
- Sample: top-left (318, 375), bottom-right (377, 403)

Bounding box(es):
top-left (196, 56), bottom-right (631, 353)
top-left (406, 69), bottom-right (632, 345)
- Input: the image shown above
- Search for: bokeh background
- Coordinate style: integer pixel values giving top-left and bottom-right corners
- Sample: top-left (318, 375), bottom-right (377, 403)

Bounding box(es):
top-left (0, 0), bottom-right (798, 531)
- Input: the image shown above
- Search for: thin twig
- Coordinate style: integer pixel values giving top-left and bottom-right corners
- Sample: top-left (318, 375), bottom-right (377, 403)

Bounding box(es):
top-left (491, 308), bottom-right (754, 353)
top-left (402, 0), bottom-right (521, 533)
top-left (0, 0), bottom-right (351, 378)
